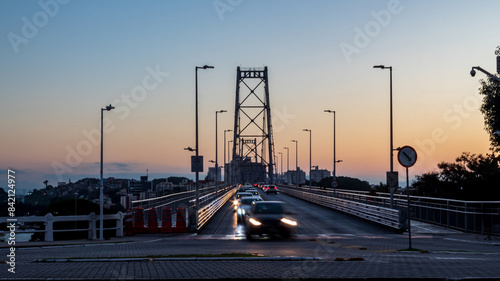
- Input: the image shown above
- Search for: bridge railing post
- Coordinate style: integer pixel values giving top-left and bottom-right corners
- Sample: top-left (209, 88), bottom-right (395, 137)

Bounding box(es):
top-left (116, 211), bottom-right (124, 237)
top-left (89, 212), bottom-right (96, 240)
top-left (44, 213), bottom-right (54, 242)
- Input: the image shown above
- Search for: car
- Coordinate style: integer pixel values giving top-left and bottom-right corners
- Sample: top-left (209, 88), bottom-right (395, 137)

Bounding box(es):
top-left (243, 201), bottom-right (297, 240)
top-left (233, 192), bottom-right (254, 211)
top-left (237, 184), bottom-right (254, 193)
top-left (263, 185), bottom-right (278, 194)
top-left (236, 196), bottom-right (264, 222)
top-left (246, 189), bottom-right (260, 197)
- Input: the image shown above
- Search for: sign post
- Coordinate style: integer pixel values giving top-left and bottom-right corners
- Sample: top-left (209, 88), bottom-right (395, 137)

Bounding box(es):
top-left (331, 176), bottom-right (338, 197)
top-left (397, 145), bottom-right (417, 249)
top-left (331, 179), bottom-right (338, 188)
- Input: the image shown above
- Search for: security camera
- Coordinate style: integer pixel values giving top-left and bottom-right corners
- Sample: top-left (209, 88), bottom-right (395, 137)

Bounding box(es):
top-left (470, 68), bottom-right (476, 77)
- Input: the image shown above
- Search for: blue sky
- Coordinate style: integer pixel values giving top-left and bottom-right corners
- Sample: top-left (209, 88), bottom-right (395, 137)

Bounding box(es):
top-left (1, 0), bottom-right (499, 192)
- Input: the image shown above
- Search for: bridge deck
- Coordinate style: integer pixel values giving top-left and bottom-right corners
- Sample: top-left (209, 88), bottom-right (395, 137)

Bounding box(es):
top-left (3, 191), bottom-right (500, 280)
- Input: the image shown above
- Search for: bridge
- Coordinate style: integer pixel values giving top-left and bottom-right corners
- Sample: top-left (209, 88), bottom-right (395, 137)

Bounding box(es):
top-left (3, 185), bottom-right (500, 240)
top-left (2, 186), bottom-right (500, 280)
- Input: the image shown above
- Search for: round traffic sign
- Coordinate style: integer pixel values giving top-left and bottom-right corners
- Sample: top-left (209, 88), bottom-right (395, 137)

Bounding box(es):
top-left (193, 156), bottom-right (201, 165)
top-left (331, 180), bottom-right (338, 188)
top-left (398, 146), bottom-right (417, 167)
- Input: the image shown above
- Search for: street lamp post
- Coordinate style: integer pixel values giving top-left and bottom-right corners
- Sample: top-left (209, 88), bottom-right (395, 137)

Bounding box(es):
top-left (195, 65), bottom-right (214, 227)
top-left (470, 66), bottom-right (500, 82)
top-left (224, 129), bottom-right (232, 190)
top-left (291, 140), bottom-right (298, 188)
top-left (324, 110), bottom-right (336, 178)
top-left (283, 147), bottom-right (289, 184)
top-left (373, 64), bottom-right (396, 208)
top-left (278, 152), bottom-right (283, 184)
top-left (215, 110), bottom-right (226, 198)
top-left (303, 129), bottom-right (312, 191)
top-left (100, 104), bottom-right (114, 241)
top-left (74, 192), bottom-right (78, 229)
top-left (228, 140), bottom-right (233, 185)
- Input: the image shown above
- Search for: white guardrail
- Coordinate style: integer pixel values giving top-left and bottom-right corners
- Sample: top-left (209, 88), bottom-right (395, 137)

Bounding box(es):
top-left (279, 186), bottom-right (404, 232)
top-left (196, 187), bottom-right (238, 231)
top-left (0, 212), bottom-right (124, 241)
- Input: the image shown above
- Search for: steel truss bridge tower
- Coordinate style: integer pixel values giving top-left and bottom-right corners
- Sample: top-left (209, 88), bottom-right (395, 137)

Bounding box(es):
top-left (229, 67), bottom-right (275, 185)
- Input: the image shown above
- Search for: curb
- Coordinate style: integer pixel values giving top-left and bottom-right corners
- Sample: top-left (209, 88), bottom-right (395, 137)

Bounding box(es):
top-left (33, 256), bottom-right (323, 262)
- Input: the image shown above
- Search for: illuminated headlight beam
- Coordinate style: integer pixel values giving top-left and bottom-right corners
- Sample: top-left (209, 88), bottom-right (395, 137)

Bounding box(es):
top-left (281, 218), bottom-right (297, 226)
top-left (249, 218), bottom-right (262, 226)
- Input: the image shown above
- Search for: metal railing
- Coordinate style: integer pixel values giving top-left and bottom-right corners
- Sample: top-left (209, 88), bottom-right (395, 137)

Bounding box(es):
top-left (196, 187), bottom-right (238, 231)
top-left (132, 185), bottom-right (237, 232)
top-left (280, 185), bottom-right (500, 236)
top-left (279, 186), bottom-right (403, 231)
top-left (132, 185), bottom-right (218, 210)
top-left (0, 212), bottom-right (124, 241)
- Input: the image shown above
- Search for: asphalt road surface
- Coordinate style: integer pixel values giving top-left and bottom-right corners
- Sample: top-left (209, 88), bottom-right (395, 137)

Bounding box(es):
top-left (200, 189), bottom-right (399, 238)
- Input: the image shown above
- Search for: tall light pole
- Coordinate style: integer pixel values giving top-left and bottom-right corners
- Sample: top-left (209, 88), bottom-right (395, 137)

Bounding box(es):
top-left (224, 129), bottom-right (232, 190)
top-left (278, 152), bottom-right (283, 183)
top-left (324, 110), bottom-right (336, 178)
top-left (291, 140), bottom-right (298, 188)
top-left (373, 64), bottom-right (396, 208)
top-left (100, 104), bottom-right (114, 241)
top-left (228, 140), bottom-right (233, 185)
top-left (195, 65), bottom-right (214, 226)
top-left (215, 109), bottom-right (226, 198)
top-left (303, 129), bottom-right (312, 191)
top-left (74, 192), bottom-right (78, 229)
top-left (283, 147), bottom-right (289, 184)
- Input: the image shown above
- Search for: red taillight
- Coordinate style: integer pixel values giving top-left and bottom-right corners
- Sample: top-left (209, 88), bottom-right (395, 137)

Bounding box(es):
top-left (274, 187), bottom-right (277, 189)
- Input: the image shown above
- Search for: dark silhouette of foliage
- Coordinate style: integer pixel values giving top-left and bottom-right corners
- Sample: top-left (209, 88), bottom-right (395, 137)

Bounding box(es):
top-left (478, 74), bottom-right (500, 152)
top-left (412, 152), bottom-right (500, 200)
top-left (43, 199), bottom-right (103, 216)
top-left (372, 182), bottom-right (389, 193)
top-left (317, 176), bottom-right (371, 191)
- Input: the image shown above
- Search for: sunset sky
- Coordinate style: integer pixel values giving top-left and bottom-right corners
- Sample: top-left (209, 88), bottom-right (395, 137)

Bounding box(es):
top-left (1, 0), bottom-right (498, 192)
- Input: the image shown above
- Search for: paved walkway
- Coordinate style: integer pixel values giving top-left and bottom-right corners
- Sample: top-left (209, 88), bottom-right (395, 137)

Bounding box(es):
top-left (1, 224), bottom-right (500, 280)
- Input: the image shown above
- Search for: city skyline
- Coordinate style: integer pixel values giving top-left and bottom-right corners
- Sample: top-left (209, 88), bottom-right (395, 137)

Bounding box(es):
top-left (1, 0), bottom-right (498, 192)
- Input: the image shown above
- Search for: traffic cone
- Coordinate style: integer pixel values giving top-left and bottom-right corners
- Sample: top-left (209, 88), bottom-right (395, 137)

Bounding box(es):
top-left (133, 206), bottom-right (146, 233)
top-left (147, 207), bottom-right (159, 233)
top-left (174, 207), bottom-right (188, 233)
top-left (160, 207), bottom-right (172, 233)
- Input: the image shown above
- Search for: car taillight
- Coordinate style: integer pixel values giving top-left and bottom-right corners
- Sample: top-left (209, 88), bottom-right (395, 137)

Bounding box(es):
top-left (274, 187), bottom-right (277, 189)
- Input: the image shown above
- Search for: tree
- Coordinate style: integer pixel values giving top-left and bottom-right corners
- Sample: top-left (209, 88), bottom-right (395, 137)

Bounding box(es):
top-left (317, 176), bottom-right (371, 191)
top-left (412, 172), bottom-right (452, 198)
top-left (372, 182), bottom-right (389, 193)
top-left (0, 188), bottom-right (8, 217)
top-left (412, 152), bottom-right (500, 200)
top-left (477, 48), bottom-right (500, 152)
top-left (44, 199), bottom-right (101, 216)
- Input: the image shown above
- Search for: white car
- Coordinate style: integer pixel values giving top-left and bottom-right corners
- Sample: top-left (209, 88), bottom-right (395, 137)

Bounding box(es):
top-left (233, 192), bottom-right (253, 211)
top-left (236, 196), bottom-right (264, 222)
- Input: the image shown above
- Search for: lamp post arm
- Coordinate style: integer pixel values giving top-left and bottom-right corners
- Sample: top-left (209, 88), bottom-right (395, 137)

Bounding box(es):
top-left (472, 66), bottom-right (500, 82)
